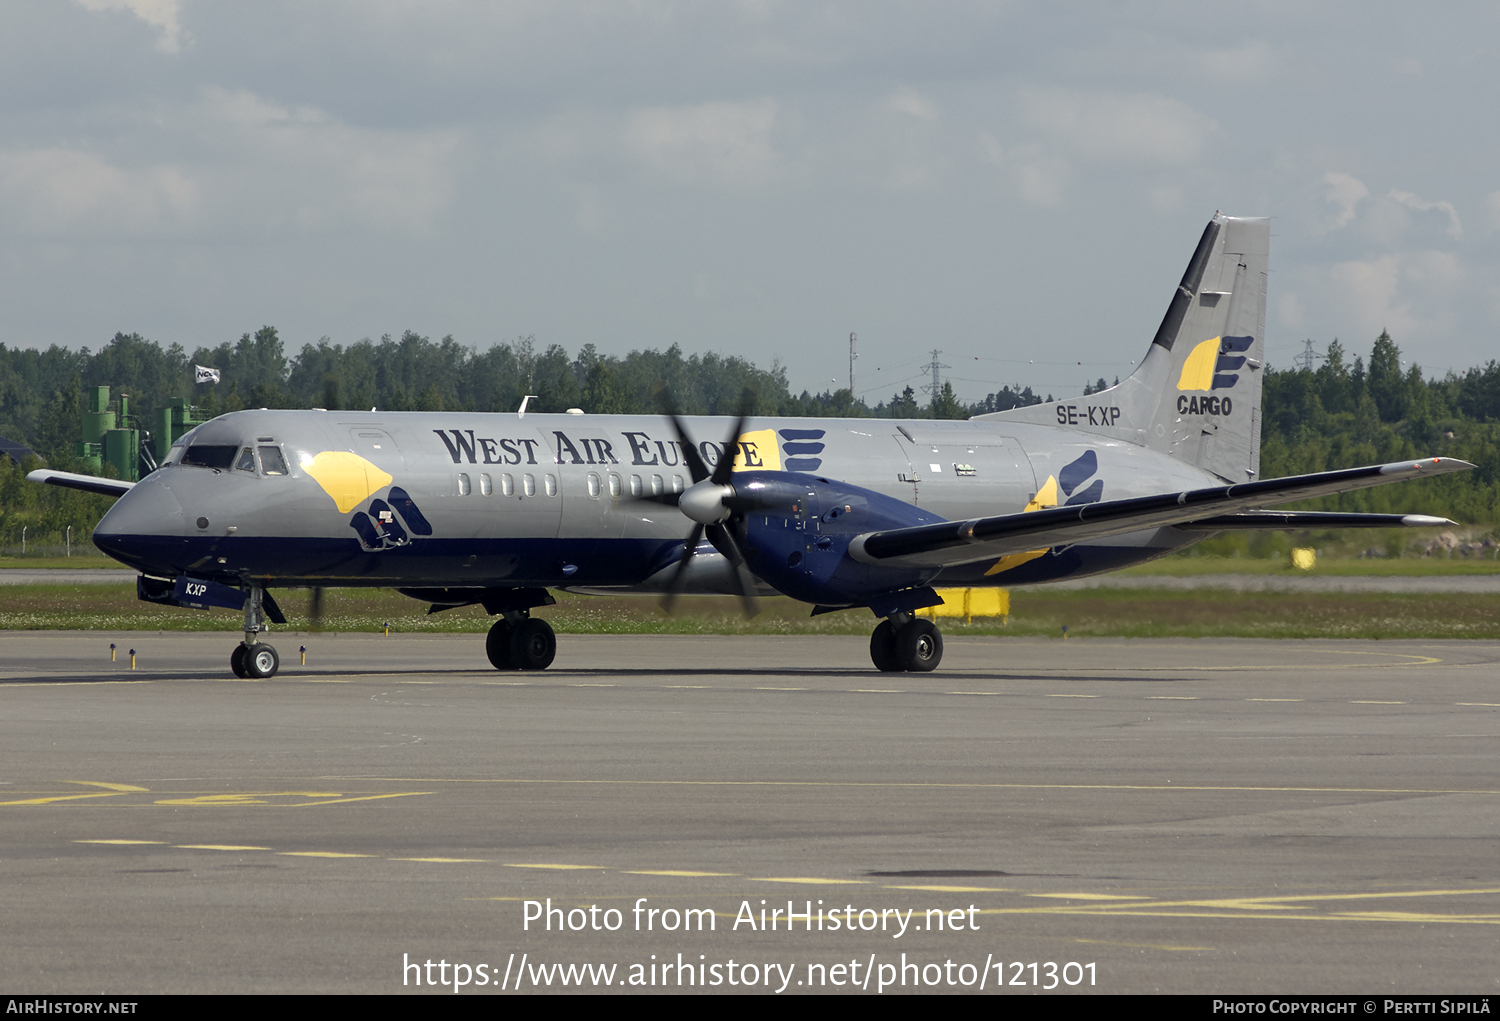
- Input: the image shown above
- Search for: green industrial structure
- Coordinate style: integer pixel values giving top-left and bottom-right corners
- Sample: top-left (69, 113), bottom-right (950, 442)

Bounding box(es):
top-left (76, 387), bottom-right (206, 482)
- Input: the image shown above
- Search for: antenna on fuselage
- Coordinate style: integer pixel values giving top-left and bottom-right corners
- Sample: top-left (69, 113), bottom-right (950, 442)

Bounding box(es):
top-left (517, 395), bottom-right (538, 418)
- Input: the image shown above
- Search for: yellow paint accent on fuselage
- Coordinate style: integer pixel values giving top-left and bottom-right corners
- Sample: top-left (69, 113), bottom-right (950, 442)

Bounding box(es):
top-left (984, 474), bottom-right (1058, 576)
top-left (732, 428), bottom-right (781, 471)
top-left (301, 450), bottom-right (394, 513)
top-left (1177, 337), bottom-right (1221, 392)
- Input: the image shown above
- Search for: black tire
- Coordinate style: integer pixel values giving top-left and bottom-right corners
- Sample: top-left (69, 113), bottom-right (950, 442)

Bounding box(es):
top-left (509, 618), bottom-right (556, 671)
top-left (895, 619), bottom-right (943, 672)
top-left (230, 644), bottom-right (250, 678)
top-left (245, 643), bottom-right (280, 679)
top-left (486, 619), bottom-right (515, 670)
top-left (869, 620), bottom-right (902, 672)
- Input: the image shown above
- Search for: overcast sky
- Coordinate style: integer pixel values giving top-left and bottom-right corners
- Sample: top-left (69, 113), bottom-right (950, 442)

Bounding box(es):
top-left (2, 1), bottom-right (1496, 402)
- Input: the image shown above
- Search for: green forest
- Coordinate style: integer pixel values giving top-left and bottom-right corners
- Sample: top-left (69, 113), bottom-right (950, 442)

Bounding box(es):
top-left (2, 326), bottom-right (1498, 549)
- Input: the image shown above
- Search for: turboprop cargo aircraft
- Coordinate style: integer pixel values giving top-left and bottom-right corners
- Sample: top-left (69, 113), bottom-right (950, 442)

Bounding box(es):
top-left (31, 213), bottom-right (1470, 678)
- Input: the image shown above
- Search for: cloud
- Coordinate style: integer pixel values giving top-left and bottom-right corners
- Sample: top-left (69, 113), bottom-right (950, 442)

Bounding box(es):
top-left (1149, 184), bottom-right (1184, 213)
top-left (1193, 40), bottom-right (1274, 83)
top-left (0, 147), bottom-right (197, 236)
top-left (1278, 292), bottom-right (1306, 332)
top-left (1321, 171), bottom-right (1369, 230)
top-left (1319, 176), bottom-right (1462, 242)
top-left (980, 134), bottom-right (1068, 207)
top-left (0, 91), bottom-right (465, 240)
top-left (1009, 145), bottom-right (1070, 208)
top-left (1020, 89), bottom-right (1217, 166)
top-left (198, 89), bottom-right (463, 236)
top-left (1321, 251), bottom-right (1465, 341)
top-left (1387, 188), bottom-right (1463, 239)
top-left (624, 99), bottom-right (786, 191)
top-left (74, 0), bottom-right (184, 53)
top-left (1486, 191), bottom-right (1500, 232)
top-left (885, 87), bottom-right (940, 122)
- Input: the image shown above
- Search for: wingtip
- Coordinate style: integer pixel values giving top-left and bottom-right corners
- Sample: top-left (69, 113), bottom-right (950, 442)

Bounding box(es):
top-left (1379, 457), bottom-right (1476, 476)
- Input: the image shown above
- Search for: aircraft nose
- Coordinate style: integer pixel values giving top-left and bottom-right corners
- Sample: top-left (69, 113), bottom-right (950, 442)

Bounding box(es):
top-left (93, 474), bottom-right (186, 568)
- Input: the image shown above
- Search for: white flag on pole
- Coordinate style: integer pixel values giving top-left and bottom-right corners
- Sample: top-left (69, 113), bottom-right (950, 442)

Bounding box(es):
top-left (194, 365), bottom-right (221, 384)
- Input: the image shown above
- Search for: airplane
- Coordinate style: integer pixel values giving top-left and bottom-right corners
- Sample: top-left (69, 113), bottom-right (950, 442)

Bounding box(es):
top-left (30, 212), bottom-right (1471, 678)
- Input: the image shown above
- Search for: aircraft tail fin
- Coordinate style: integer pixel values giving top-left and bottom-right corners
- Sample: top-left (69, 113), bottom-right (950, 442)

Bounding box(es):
top-left (977, 212), bottom-right (1271, 482)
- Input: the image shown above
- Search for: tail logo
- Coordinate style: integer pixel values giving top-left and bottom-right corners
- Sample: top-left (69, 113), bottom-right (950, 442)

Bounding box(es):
top-left (1177, 336), bottom-right (1254, 392)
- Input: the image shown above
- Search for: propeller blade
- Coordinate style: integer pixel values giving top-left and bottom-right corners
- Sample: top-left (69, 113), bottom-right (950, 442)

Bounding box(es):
top-left (625, 490), bottom-right (682, 507)
top-left (668, 413), bottom-right (712, 484)
top-left (660, 523), bottom-right (705, 615)
top-left (708, 388), bottom-right (756, 488)
top-left (308, 586), bottom-right (325, 632)
top-left (708, 521), bottom-right (761, 619)
top-left (654, 391), bottom-right (712, 484)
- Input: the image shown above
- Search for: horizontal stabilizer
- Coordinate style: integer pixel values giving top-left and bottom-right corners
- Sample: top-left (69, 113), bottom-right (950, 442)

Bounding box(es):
top-left (1177, 511), bottom-right (1456, 531)
top-left (848, 457), bottom-right (1473, 569)
top-left (27, 469), bottom-right (135, 498)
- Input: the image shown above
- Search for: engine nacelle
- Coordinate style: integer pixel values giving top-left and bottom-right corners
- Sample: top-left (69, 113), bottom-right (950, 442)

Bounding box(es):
top-left (731, 472), bottom-right (947, 608)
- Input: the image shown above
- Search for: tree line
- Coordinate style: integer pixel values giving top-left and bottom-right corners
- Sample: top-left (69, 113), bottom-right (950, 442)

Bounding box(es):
top-left (3, 326), bottom-right (1498, 547)
top-left (0, 327), bottom-right (1035, 462)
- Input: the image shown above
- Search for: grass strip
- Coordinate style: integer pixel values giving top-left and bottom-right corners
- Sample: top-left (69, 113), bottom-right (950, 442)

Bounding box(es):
top-left (2, 584), bottom-right (1499, 639)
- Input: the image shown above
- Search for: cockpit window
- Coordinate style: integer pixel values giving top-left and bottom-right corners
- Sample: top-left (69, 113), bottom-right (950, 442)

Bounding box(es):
top-left (181, 445), bottom-right (237, 470)
top-left (235, 447), bottom-right (257, 473)
top-left (258, 446), bottom-right (289, 476)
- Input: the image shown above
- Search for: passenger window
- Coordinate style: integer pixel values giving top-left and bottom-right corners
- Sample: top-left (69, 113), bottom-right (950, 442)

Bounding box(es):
top-left (479, 473), bottom-right (493, 496)
top-left (523, 474), bottom-right (536, 497)
top-left (672, 475), bottom-right (684, 493)
top-left (629, 474), bottom-right (643, 497)
top-left (650, 474), bottom-right (664, 496)
top-left (257, 446), bottom-right (288, 475)
top-left (586, 472), bottom-right (601, 499)
top-left (458, 472), bottom-right (471, 496)
top-left (544, 474), bottom-right (557, 497)
top-left (607, 472), bottom-right (622, 498)
top-left (235, 447), bottom-right (257, 473)
top-left (501, 473), bottom-right (514, 496)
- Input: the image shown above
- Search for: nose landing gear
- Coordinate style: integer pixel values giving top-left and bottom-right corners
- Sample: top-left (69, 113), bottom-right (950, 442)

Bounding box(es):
top-left (870, 614), bottom-right (943, 672)
top-left (230, 585), bottom-right (281, 679)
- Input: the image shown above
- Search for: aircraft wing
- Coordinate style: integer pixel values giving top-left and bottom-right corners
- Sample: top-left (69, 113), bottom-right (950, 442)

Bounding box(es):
top-left (27, 470), bottom-right (136, 498)
top-left (848, 457), bottom-right (1473, 569)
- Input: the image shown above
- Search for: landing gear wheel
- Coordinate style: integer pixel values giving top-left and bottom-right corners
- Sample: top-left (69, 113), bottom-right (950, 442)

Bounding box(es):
top-left (486, 619), bottom-right (516, 670)
top-left (509, 618), bottom-right (556, 671)
top-left (869, 620), bottom-right (901, 672)
top-left (895, 619), bottom-right (943, 672)
top-left (244, 643), bottom-right (280, 679)
top-left (230, 644), bottom-right (250, 678)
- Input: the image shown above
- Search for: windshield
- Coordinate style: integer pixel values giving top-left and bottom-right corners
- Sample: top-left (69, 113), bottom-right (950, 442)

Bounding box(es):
top-left (180, 445), bottom-right (237, 470)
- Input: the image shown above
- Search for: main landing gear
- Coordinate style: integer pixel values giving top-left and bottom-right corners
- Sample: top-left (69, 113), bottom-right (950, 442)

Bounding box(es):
top-left (486, 611), bottom-right (557, 671)
top-left (869, 614), bottom-right (944, 672)
top-left (230, 585), bottom-right (280, 679)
